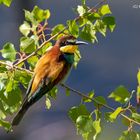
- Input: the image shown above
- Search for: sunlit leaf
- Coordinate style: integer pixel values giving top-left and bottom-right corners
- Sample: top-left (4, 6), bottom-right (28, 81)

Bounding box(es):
top-left (94, 20), bottom-right (107, 37)
top-left (24, 10), bottom-right (36, 24)
top-left (77, 5), bottom-right (86, 16)
top-left (74, 49), bottom-right (81, 68)
top-left (109, 85), bottom-right (130, 104)
top-left (76, 115), bottom-right (93, 134)
top-left (99, 4), bottom-right (111, 16)
top-left (80, 23), bottom-right (97, 43)
top-left (93, 120), bottom-right (101, 139)
top-left (132, 113), bottom-right (140, 123)
top-left (32, 6), bottom-right (50, 22)
top-left (45, 96), bottom-right (51, 109)
top-left (27, 56), bottom-right (38, 69)
top-left (0, 0), bottom-right (12, 7)
top-left (0, 119), bottom-right (11, 131)
top-left (20, 37), bottom-right (36, 53)
top-left (109, 107), bottom-right (123, 121)
top-left (83, 91), bottom-right (94, 103)
top-left (19, 21), bottom-right (31, 37)
top-left (137, 70), bottom-right (140, 85)
top-left (67, 20), bottom-right (79, 38)
top-left (1, 43), bottom-right (16, 61)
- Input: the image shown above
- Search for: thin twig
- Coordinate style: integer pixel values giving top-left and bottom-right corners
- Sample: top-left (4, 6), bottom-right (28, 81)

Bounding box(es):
top-left (14, 28), bottom-right (66, 66)
top-left (60, 83), bottom-right (140, 126)
top-left (0, 61), bottom-right (33, 74)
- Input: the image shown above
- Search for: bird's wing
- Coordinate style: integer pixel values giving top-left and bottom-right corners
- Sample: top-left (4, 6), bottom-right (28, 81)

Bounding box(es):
top-left (27, 50), bottom-right (65, 97)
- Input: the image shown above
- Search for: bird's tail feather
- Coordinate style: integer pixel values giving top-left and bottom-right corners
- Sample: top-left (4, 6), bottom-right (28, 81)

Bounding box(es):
top-left (11, 100), bottom-right (30, 126)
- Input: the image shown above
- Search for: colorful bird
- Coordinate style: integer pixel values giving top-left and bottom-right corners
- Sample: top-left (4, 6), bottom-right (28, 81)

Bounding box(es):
top-left (12, 35), bottom-right (87, 126)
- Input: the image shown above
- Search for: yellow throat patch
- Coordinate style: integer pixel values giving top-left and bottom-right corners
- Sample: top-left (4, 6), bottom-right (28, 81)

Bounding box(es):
top-left (60, 45), bottom-right (78, 53)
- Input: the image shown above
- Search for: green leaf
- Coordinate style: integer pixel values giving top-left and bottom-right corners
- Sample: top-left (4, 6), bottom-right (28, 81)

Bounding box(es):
top-left (0, 65), bottom-right (7, 73)
top-left (14, 70), bottom-right (32, 88)
top-left (92, 120), bottom-right (101, 139)
top-left (93, 96), bottom-right (107, 108)
top-left (80, 23), bottom-right (97, 43)
top-left (68, 104), bottom-right (90, 123)
top-left (105, 112), bottom-right (114, 122)
top-left (24, 10), bottom-right (36, 23)
top-left (109, 107), bottom-right (123, 121)
top-left (137, 70), bottom-right (140, 85)
top-left (76, 115), bottom-right (93, 134)
top-left (0, 109), bottom-right (6, 120)
top-left (99, 4), bottom-right (112, 16)
top-left (83, 91), bottom-right (94, 103)
top-left (20, 37), bottom-right (36, 53)
top-left (94, 109), bottom-right (101, 121)
top-left (6, 79), bottom-right (13, 93)
top-left (103, 16), bottom-right (116, 32)
top-left (19, 21), bottom-right (31, 37)
top-left (81, 0), bottom-right (86, 5)
top-left (27, 56), bottom-right (38, 70)
top-left (86, 12), bottom-right (100, 22)
top-left (45, 96), bottom-right (51, 109)
top-left (51, 24), bottom-right (65, 36)
top-left (77, 5), bottom-right (86, 16)
top-left (94, 20), bottom-right (107, 37)
top-left (49, 87), bottom-right (58, 99)
top-left (0, 0), bottom-right (12, 7)
top-left (132, 113), bottom-right (140, 123)
top-left (65, 88), bottom-right (70, 96)
top-left (1, 43), bottom-right (16, 61)
top-left (119, 131), bottom-right (140, 140)
top-left (121, 117), bottom-right (131, 127)
top-left (67, 20), bottom-right (79, 38)
top-left (74, 49), bottom-right (81, 68)
top-left (108, 85), bottom-right (130, 104)
top-left (0, 119), bottom-right (11, 131)
top-left (37, 42), bottom-right (52, 55)
top-left (32, 6), bottom-right (50, 22)
top-left (78, 17), bottom-right (87, 27)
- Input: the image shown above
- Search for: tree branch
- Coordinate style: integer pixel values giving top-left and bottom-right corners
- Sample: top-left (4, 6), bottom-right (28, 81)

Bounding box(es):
top-left (60, 83), bottom-right (140, 126)
top-left (0, 61), bottom-right (33, 74)
top-left (14, 0), bottom-right (107, 67)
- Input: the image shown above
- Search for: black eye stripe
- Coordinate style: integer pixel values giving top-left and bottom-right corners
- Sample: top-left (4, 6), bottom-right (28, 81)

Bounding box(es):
top-left (60, 40), bottom-right (76, 47)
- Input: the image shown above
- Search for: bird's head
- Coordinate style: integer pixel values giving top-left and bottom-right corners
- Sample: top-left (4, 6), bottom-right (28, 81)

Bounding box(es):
top-left (56, 35), bottom-right (87, 54)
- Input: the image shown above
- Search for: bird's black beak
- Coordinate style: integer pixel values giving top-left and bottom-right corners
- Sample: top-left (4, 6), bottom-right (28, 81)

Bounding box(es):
top-left (75, 41), bottom-right (88, 45)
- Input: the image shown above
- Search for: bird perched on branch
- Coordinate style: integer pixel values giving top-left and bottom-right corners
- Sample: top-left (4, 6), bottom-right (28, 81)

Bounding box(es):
top-left (12, 35), bottom-right (87, 126)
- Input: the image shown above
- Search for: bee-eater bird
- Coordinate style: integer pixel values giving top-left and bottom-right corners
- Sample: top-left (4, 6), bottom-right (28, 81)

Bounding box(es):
top-left (12, 35), bottom-right (87, 126)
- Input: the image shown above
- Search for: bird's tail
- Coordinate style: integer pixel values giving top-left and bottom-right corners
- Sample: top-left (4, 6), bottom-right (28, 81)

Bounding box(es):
top-left (11, 100), bottom-right (30, 126)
